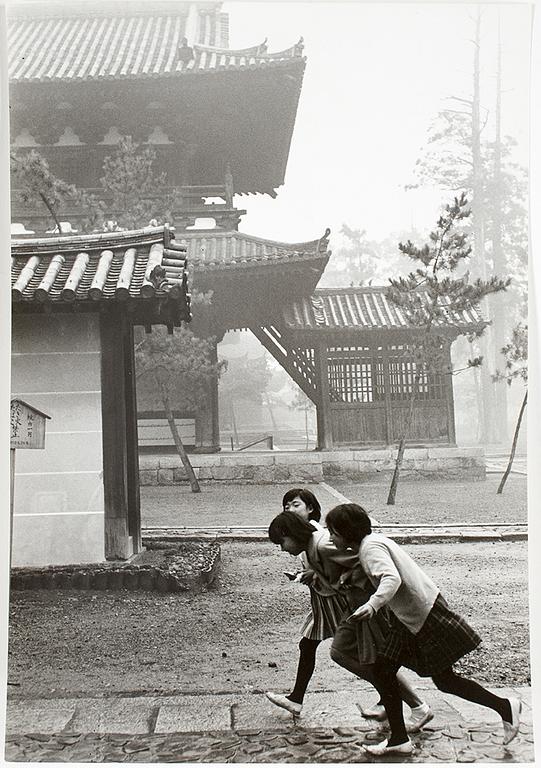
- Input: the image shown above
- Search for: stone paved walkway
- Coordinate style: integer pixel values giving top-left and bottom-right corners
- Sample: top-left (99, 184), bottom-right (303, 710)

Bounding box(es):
top-left (5, 685), bottom-right (534, 762)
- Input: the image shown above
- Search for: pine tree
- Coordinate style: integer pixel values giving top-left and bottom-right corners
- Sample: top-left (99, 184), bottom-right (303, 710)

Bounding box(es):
top-left (99, 136), bottom-right (182, 230)
top-left (385, 193), bottom-right (509, 505)
top-left (10, 150), bottom-right (76, 234)
top-left (407, 11), bottom-right (528, 443)
top-left (135, 321), bottom-right (226, 493)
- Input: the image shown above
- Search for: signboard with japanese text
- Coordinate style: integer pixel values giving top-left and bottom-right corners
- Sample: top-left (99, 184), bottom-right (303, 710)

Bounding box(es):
top-left (10, 399), bottom-right (50, 449)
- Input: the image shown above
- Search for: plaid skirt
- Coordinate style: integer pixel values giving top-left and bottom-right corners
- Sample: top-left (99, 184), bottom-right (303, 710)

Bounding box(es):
top-left (301, 583), bottom-right (376, 642)
top-left (379, 594), bottom-right (482, 676)
top-left (332, 601), bottom-right (393, 667)
top-left (300, 588), bottom-right (351, 641)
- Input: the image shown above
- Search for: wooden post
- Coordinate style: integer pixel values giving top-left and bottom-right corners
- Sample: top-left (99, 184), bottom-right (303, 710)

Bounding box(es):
top-left (100, 309), bottom-right (131, 560)
top-left (123, 321), bottom-right (142, 554)
top-left (314, 341), bottom-right (333, 450)
top-left (209, 340), bottom-right (221, 451)
top-left (380, 344), bottom-right (394, 445)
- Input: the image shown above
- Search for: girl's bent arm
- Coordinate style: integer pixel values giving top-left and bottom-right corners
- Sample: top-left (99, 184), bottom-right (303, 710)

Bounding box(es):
top-left (361, 539), bottom-right (402, 613)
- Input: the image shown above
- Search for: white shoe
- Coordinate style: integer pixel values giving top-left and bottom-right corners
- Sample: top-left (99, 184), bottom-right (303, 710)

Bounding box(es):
top-left (502, 697), bottom-right (522, 745)
top-left (361, 702), bottom-right (388, 721)
top-left (265, 691), bottom-right (302, 716)
top-left (406, 703), bottom-right (434, 733)
top-left (362, 738), bottom-right (413, 756)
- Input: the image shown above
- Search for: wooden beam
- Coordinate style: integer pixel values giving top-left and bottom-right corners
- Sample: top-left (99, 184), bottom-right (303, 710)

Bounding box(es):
top-left (314, 341), bottom-right (333, 450)
top-left (123, 320), bottom-right (142, 553)
top-left (380, 345), bottom-right (394, 445)
top-left (100, 309), bottom-right (131, 561)
top-left (250, 326), bottom-right (319, 403)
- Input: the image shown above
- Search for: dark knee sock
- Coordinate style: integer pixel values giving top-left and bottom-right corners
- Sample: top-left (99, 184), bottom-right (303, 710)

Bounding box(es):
top-left (372, 661), bottom-right (408, 745)
top-left (289, 638), bottom-right (320, 703)
top-left (432, 668), bottom-right (512, 721)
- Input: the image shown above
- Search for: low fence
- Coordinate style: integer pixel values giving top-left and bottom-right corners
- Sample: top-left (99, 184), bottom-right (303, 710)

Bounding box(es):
top-left (138, 446), bottom-right (485, 485)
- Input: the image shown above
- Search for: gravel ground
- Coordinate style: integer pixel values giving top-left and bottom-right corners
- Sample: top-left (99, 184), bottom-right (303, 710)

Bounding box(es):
top-left (335, 475), bottom-right (527, 526)
top-left (7, 541), bottom-right (530, 701)
top-left (140, 475), bottom-right (527, 529)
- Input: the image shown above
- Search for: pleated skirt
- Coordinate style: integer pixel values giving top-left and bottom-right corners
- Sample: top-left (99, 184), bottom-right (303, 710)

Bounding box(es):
top-left (379, 594), bottom-right (482, 676)
top-left (300, 588), bottom-right (351, 641)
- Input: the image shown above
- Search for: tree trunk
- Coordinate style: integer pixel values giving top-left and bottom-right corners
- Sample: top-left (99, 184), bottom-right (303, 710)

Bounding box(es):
top-left (39, 192), bottom-right (63, 233)
top-left (387, 375), bottom-right (418, 505)
top-left (230, 400), bottom-right (239, 448)
top-left (161, 386), bottom-right (201, 493)
top-left (469, 341), bottom-right (484, 442)
top-left (304, 404), bottom-right (310, 450)
top-left (264, 394), bottom-right (279, 436)
top-left (471, 8), bottom-right (497, 444)
top-left (491, 16), bottom-right (509, 442)
top-left (497, 389), bottom-right (527, 494)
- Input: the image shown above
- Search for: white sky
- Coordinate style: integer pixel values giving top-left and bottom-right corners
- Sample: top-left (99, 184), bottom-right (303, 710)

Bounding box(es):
top-left (224, 1), bottom-right (532, 244)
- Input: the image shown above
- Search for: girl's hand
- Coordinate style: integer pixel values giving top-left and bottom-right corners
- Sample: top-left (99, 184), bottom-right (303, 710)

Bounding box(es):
top-left (298, 569), bottom-right (316, 585)
top-left (347, 603), bottom-right (375, 623)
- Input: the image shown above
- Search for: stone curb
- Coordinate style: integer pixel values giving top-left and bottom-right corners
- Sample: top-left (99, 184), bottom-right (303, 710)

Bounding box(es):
top-left (10, 541), bottom-right (221, 593)
top-left (142, 527), bottom-right (528, 545)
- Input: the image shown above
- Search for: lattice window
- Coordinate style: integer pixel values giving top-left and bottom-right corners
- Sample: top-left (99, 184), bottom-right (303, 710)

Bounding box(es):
top-left (387, 345), bottom-right (445, 401)
top-left (327, 345), bottom-right (375, 403)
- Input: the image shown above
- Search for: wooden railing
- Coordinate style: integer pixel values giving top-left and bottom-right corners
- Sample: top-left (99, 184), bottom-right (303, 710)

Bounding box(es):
top-left (231, 434), bottom-right (274, 451)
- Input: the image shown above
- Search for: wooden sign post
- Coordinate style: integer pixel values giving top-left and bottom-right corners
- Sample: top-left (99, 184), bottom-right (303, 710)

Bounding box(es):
top-left (10, 399), bottom-right (51, 568)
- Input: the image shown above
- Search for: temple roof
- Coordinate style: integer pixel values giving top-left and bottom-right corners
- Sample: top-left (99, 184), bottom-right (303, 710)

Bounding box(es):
top-left (11, 225), bottom-right (191, 325)
top-left (184, 229), bottom-right (330, 274)
top-left (8, 13), bottom-right (304, 83)
top-left (282, 287), bottom-right (482, 332)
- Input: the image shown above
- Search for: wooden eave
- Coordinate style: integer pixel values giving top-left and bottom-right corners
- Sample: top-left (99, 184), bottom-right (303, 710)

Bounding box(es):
top-left (11, 224), bottom-right (191, 327)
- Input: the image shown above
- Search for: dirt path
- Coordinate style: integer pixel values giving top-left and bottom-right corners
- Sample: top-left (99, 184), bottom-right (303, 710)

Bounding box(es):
top-left (140, 475), bottom-right (527, 528)
top-left (7, 541), bottom-right (530, 701)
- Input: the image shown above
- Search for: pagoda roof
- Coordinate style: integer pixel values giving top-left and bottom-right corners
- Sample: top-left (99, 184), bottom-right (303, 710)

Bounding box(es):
top-left (8, 13), bottom-right (304, 83)
top-left (183, 229), bottom-right (330, 275)
top-left (10, 225), bottom-right (191, 326)
top-left (282, 287), bottom-right (482, 333)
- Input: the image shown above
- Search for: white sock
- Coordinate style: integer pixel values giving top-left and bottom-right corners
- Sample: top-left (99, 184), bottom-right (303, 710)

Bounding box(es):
top-left (410, 702), bottom-right (429, 715)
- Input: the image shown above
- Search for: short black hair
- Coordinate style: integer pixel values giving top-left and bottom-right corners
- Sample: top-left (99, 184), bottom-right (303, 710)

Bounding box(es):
top-left (268, 511), bottom-right (315, 547)
top-left (281, 488), bottom-right (321, 522)
top-left (326, 503), bottom-right (372, 545)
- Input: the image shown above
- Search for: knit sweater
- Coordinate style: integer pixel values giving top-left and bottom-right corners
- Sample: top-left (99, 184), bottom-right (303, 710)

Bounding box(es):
top-left (304, 528), bottom-right (369, 596)
top-left (359, 533), bottom-right (439, 634)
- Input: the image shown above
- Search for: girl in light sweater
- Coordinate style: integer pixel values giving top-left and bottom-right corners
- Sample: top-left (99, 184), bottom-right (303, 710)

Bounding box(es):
top-left (326, 503), bottom-right (521, 756)
top-left (266, 506), bottom-right (432, 731)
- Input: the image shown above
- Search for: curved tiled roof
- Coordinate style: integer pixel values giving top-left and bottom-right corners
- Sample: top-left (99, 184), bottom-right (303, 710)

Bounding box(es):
top-left (183, 228), bottom-right (330, 272)
top-left (11, 225), bottom-right (190, 317)
top-left (8, 12), bottom-right (304, 83)
top-left (282, 287), bottom-right (482, 332)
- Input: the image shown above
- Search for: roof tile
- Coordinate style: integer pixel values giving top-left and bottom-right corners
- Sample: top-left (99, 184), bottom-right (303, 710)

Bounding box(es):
top-left (11, 225), bottom-right (189, 319)
top-left (8, 13), bottom-right (304, 83)
top-left (283, 288), bottom-right (482, 332)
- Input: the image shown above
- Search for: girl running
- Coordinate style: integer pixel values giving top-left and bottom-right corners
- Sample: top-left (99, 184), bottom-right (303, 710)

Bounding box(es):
top-left (326, 503), bottom-right (521, 756)
top-left (266, 502), bottom-right (432, 731)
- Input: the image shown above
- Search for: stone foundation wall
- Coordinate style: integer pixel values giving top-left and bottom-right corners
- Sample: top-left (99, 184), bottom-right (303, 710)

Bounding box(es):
top-left (139, 447), bottom-right (485, 485)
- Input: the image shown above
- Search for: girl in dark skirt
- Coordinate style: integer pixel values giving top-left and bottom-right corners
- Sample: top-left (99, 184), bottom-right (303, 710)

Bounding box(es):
top-left (266, 508), bottom-right (432, 729)
top-left (326, 503), bottom-right (522, 756)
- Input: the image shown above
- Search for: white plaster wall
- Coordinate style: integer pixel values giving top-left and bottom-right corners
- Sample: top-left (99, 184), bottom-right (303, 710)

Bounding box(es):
top-left (11, 313), bottom-right (105, 566)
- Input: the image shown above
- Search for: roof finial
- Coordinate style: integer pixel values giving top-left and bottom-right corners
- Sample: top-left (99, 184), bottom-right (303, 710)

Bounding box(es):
top-left (178, 37), bottom-right (195, 63)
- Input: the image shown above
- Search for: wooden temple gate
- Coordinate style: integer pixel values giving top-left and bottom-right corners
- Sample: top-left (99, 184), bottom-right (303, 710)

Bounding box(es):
top-left (251, 287), bottom-right (472, 449)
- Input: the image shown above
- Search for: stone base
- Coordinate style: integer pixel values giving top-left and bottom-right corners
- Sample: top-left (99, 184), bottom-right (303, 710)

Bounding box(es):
top-left (10, 541), bottom-right (221, 593)
top-left (139, 446), bottom-right (485, 485)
